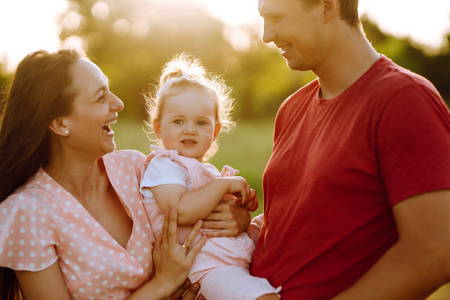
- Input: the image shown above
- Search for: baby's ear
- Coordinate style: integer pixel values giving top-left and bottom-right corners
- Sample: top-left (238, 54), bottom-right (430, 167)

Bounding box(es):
top-left (213, 122), bottom-right (221, 141)
top-left (153, 119), bottom-right (162, 139)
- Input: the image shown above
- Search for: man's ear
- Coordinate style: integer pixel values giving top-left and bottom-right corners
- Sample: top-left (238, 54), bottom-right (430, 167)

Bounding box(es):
top-left (322, 0), bottom-right (338, 24)
top-left (153, 119), bottom-right (162, 139)
top-left (213, 123), bottom-right (221, 141)
top-left (49, 117), bottom-right (70, 136)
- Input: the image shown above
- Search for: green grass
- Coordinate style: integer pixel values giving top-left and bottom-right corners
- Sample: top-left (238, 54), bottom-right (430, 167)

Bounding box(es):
top-left (114, 117), bottom-right (275, 217)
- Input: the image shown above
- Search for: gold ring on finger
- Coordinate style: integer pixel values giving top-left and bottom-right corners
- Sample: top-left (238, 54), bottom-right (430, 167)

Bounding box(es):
top-left (181, 243), bottom-right (190, 251)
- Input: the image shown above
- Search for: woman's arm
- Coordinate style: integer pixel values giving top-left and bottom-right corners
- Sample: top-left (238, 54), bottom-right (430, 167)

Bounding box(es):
top-left (151, 176), bottom-right (252, 225)
top-left (130, 208), bottom-right (207, 299)
top-left (16, 209), bottom-right (206, 300)
top-left (15, 262), bottom-right (72, 300)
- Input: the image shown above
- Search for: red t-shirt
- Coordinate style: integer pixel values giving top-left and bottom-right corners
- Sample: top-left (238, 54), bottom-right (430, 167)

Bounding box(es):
top-left (251, 56), bottom-right (450, 299)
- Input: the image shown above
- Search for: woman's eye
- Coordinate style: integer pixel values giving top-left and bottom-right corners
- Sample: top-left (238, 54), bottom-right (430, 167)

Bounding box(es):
top-left (97, 90), bottom-right (107, 102)
top-left (174, 120), bottom-right (183, 124)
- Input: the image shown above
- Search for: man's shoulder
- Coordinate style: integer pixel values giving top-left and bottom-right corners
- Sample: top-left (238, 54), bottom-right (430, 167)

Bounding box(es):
top-left (373, 56), bottom-right (437, 93)
top-left (280, 79), bottom-right (319, 109)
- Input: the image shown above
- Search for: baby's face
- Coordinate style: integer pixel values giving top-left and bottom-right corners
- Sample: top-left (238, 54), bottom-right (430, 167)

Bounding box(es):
top-left (154, 87), bottom-right (220, 162)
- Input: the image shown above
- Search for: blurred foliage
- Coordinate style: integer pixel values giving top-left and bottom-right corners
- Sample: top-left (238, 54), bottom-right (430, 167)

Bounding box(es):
top-left (0, 1), bottom-right (450, 120)
top-left (0, 61), bottom-right (12, 117)
top-left (57, 0), bottom-right (450, 120)
top-left (361, 16), bottom-right (450, 102)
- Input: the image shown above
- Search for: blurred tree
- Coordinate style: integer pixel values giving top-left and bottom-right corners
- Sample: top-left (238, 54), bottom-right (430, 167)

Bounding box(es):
top-left (0, 3), bottom-right (444, 124)
top-left (362, 16), bottom-right (450, 104)
top-left (58, 0), bottom-right (318, 120)
top-left (60, 0), bottom-right (234, 119)
top-left (223, 38), bottom-right (314, 119)
top-left (0, 61), bottom-right (12, 116)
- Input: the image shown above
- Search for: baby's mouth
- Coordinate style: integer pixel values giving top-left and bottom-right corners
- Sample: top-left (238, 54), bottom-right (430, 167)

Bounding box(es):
top-left (182, 140), bottom-right (196, 144)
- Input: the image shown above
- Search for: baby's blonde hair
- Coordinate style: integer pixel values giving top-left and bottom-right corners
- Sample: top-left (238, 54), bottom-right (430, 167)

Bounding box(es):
top-left (144, 53), bottom-right (235, 161)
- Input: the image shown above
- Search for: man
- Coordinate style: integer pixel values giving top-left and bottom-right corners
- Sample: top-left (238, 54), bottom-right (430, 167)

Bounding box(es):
top-left (250, 0), bottom-right (450, 299)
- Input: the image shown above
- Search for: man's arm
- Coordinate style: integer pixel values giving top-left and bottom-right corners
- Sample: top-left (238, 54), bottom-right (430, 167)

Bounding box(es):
top-left (333, 190), bottom-right (450, 300)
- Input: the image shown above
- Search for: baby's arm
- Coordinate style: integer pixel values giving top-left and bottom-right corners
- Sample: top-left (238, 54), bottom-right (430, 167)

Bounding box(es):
top-left (150, 176), bottom-right (251, 226)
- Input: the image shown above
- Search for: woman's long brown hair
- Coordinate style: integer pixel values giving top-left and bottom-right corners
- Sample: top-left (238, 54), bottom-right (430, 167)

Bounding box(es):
top-left (0, 49), bottom-right (81, 299)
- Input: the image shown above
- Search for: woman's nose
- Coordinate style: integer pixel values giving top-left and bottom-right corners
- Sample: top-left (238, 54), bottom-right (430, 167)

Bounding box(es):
top-left (110, 93), bottom-right (124, 112)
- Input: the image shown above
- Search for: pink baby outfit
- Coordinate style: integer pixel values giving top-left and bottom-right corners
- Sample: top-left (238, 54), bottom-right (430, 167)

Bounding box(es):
top-left (140, 146), bottom-right (280, 300)
top-left (0, 150), bottom-right (155, 300)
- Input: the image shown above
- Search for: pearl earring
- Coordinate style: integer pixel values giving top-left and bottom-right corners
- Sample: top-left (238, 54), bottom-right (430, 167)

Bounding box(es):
top-left (65, 130), bottom-right (69, 135)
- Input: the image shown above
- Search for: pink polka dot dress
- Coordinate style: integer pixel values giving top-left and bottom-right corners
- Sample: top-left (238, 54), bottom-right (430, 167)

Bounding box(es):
top-left (0, 150), bottom-right (156, 299)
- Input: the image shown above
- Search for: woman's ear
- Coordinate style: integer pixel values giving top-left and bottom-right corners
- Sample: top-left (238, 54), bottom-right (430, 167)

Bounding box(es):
top-left (49, 117), bottom-right (70, 136)
top-left (213, 123), bottom-right (221, 141)
top-left (153, 119), bottom-right (162, 139)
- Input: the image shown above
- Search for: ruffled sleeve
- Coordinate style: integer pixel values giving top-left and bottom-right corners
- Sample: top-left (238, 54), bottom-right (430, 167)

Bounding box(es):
top-left (0, 191), bottom-right (58, 271)
top-left (140, 156), bottom-right (189, 198)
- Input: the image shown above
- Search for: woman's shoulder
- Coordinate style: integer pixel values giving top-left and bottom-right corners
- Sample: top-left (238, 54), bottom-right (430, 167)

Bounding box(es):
top-left (104, 150), bottom-right (146, 172)
top-left (106, 149), bottom-right (146, 162)
top-left (1, 169), bottom-right (57, 210)
top-left (0, 173), bottom-right (58, 241)
top-left (1, 188), bottom-right (51, 214)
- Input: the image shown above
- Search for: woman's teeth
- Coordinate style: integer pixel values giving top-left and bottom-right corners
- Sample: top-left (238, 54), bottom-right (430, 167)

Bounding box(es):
top-left (102, 120), bottom-right (115, 133)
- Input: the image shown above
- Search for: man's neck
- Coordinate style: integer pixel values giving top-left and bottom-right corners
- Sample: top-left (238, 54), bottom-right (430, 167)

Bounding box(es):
top-left (315, 29), bottom-right (380, 100)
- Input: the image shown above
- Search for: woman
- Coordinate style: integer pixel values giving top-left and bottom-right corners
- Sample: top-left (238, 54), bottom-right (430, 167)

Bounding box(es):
top-left (0, 49), bottom-right (251, 299)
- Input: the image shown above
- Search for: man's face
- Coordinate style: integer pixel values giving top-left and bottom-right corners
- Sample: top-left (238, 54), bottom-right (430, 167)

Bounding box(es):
top-left (258, 0), bottom-right (325, 71)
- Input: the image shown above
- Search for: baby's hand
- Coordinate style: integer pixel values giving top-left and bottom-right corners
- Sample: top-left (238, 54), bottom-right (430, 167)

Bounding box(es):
top-left (243, 189), bottom-right (259, 212)
top-left (223, 176), bottom-right (250, 206)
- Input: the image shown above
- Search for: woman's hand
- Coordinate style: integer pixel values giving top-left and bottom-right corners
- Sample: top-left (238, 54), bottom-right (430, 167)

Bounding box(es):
top-left (169, 279), bottom-right (206, 300)
top-left (201, 199), bottom-right (252, 238)
top-left (152, 208), bottom-right (207, 297)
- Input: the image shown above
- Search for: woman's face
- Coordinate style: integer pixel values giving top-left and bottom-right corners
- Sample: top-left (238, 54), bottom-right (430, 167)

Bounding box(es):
top-left (62, 58), bottom-right (124, 160)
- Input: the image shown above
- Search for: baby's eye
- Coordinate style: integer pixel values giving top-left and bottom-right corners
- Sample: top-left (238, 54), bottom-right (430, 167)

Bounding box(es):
top-left (197, 121), bottom-right (206, 126)
top-left (174, 120), bottom-right (183, 125)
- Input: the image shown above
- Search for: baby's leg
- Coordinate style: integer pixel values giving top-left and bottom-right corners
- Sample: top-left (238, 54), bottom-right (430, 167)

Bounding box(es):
top-left (198, 265), bottom-right (281, 300)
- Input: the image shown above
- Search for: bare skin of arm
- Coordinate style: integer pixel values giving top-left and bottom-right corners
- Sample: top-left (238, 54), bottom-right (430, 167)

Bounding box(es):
top-left (333, 190), bottom-right (450, 300)
top-left (15, 262), bottom-right (72, 300)
top-left (150, 176), bottom-right (257, 226)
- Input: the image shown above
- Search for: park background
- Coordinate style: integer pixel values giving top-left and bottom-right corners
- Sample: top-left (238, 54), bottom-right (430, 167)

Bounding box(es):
top-left (1, 0), bottom-right (450, 298)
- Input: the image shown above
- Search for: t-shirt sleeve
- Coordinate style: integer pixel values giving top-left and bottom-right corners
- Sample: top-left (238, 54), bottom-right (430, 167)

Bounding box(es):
top-left (377, 83), bottom-right (450, 205)
top-left (140, 157), bottom-right (189, 197)
top-left (0, 193), bottom-right (58, 271)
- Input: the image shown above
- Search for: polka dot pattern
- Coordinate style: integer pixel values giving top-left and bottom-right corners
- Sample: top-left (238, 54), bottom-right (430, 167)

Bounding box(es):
top-left (0, 150), bottom-right (155, 299)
